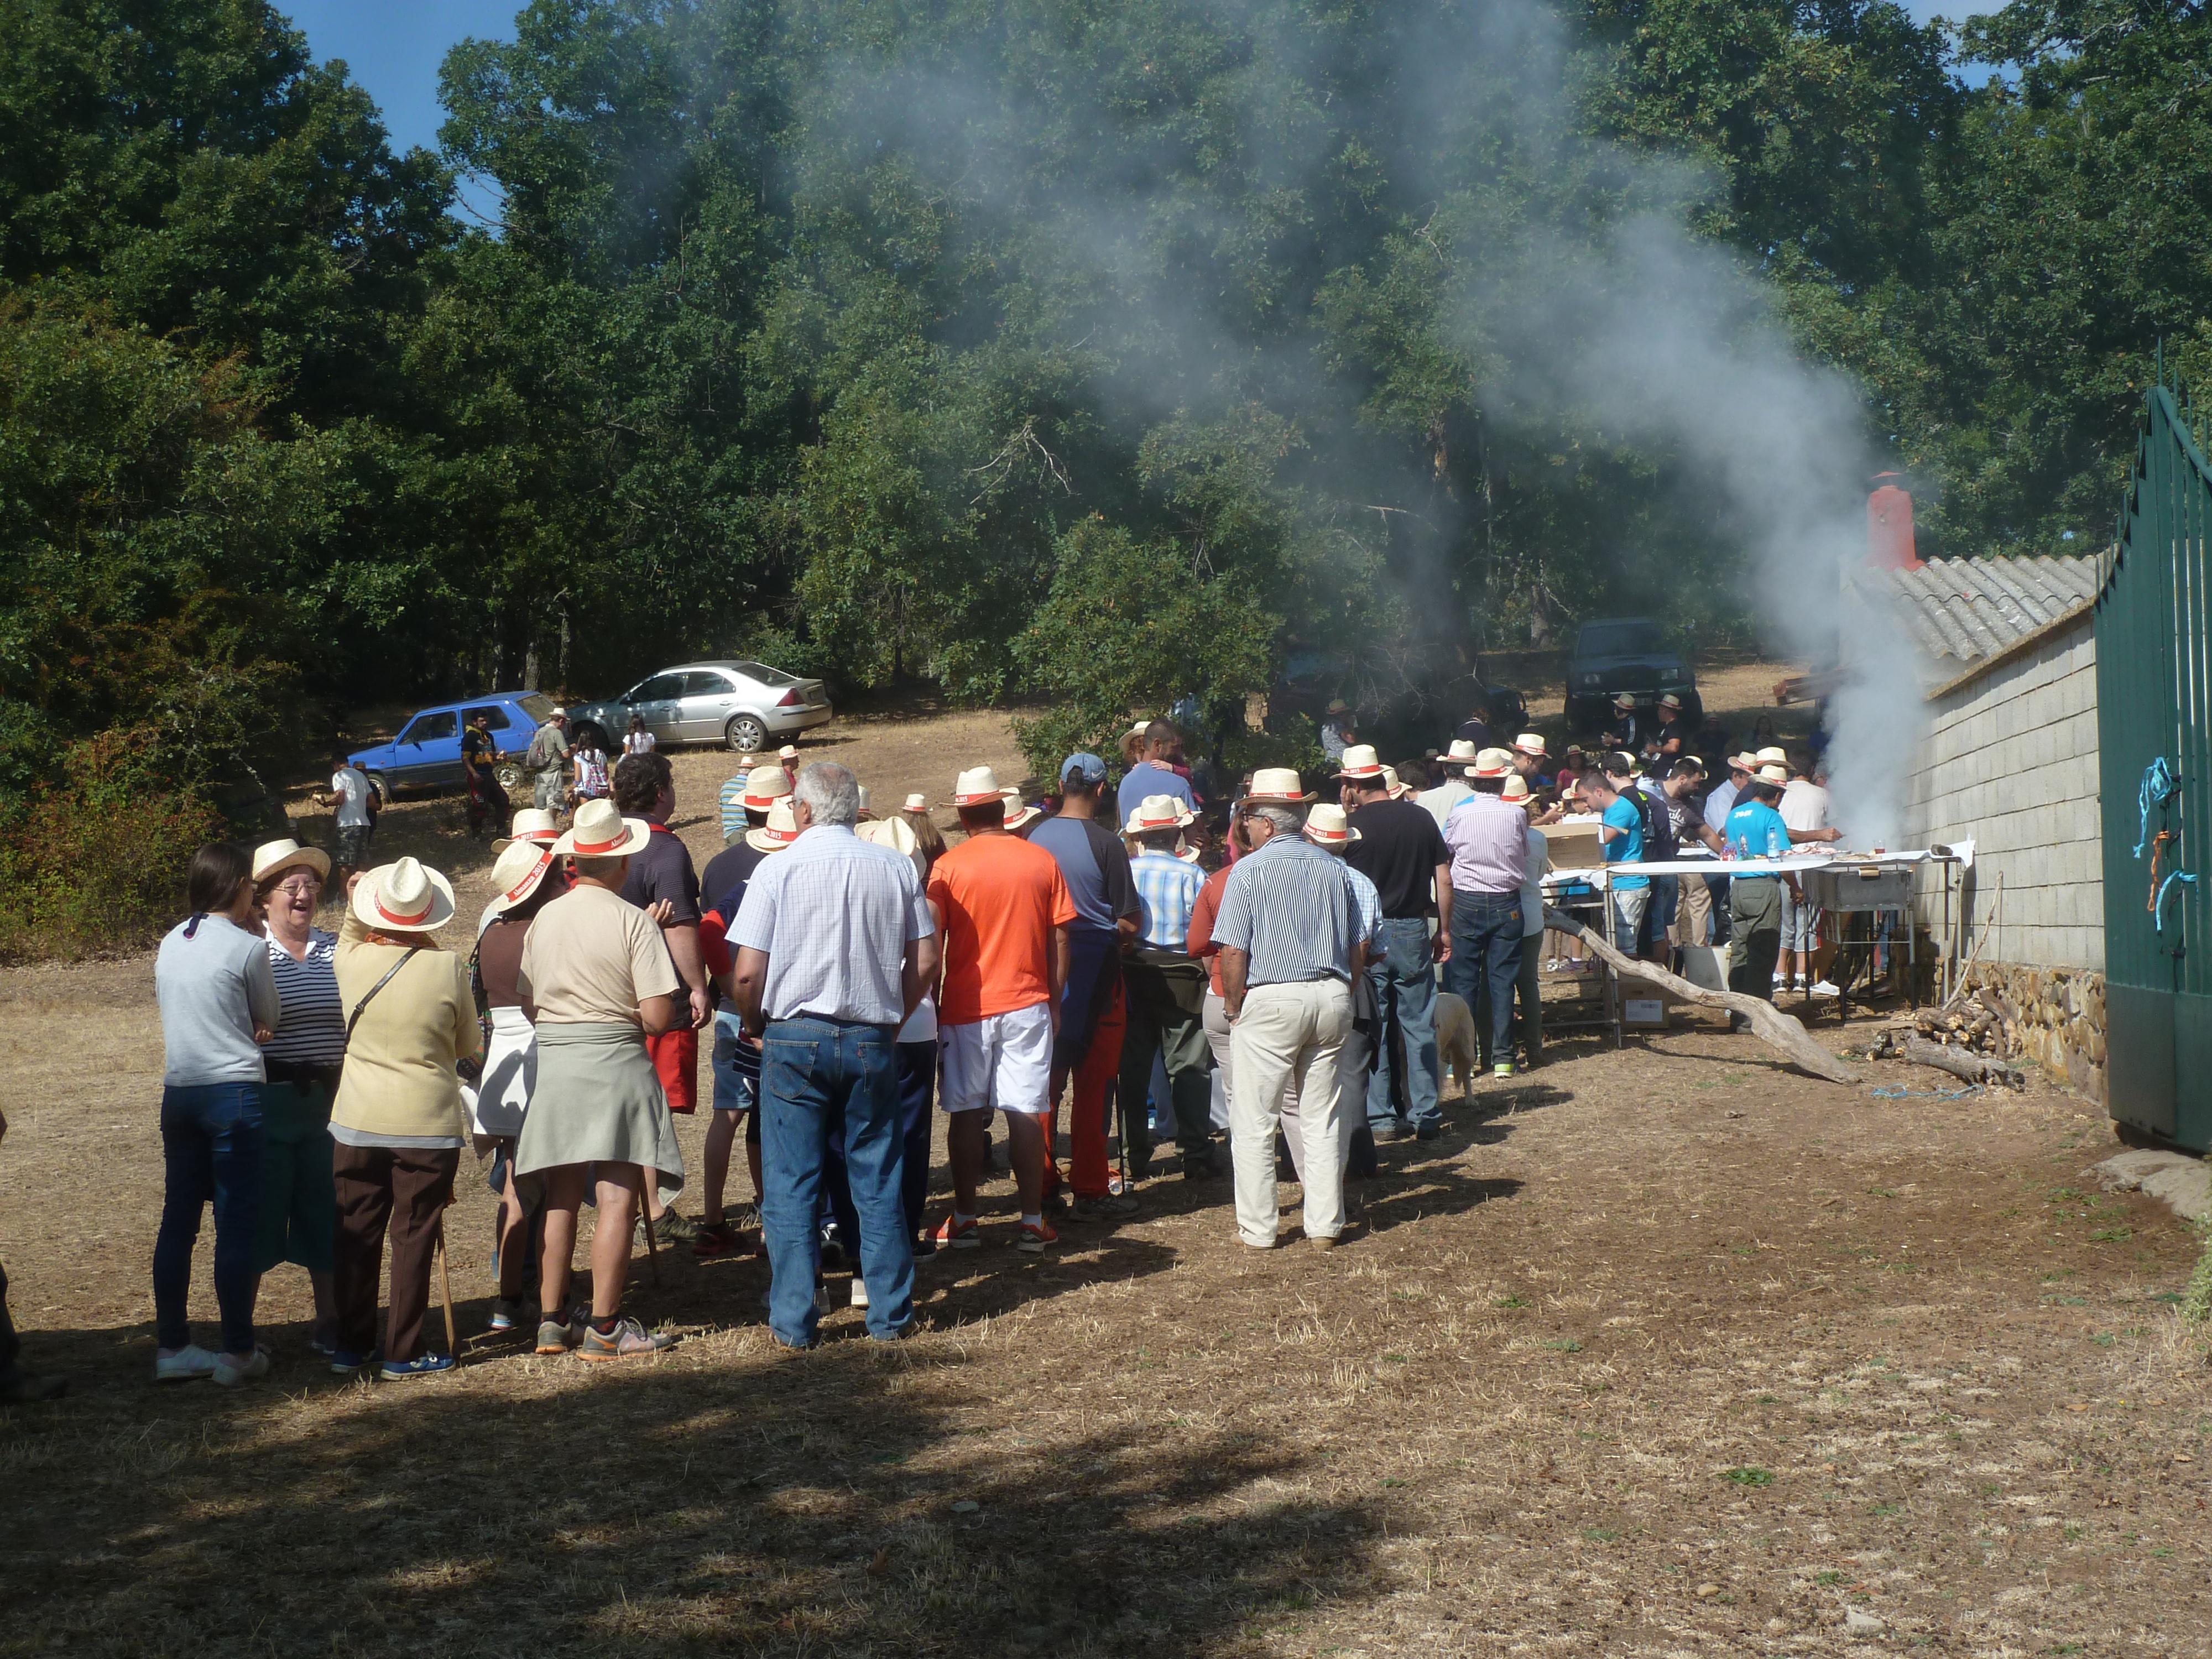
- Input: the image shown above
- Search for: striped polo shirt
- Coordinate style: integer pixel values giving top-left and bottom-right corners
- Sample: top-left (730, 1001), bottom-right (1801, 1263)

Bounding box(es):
top-left (264, 929), bottom-right (347, 1065)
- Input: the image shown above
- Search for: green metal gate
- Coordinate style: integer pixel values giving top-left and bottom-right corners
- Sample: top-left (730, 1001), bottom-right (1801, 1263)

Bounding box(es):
top-left (2098, 369), bottom-right (2212, 1150)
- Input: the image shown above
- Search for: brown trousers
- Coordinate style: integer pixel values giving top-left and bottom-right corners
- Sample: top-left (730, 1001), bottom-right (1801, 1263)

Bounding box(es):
top-left (332, 1142), bottom-right (460, 1362)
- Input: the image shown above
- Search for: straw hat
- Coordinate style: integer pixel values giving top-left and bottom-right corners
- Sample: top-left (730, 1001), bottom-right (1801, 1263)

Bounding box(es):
top-left (1124, 794), bottom-right (1196, 834)
top-left (1175, 837), bottom-right (1202, 864)
top-left (1238, 766), bottom-right (1316, 805)
top-left (901, 792), bottom-right (928, 813)
top-left (555, 797), bottom-right (653, 859)
top-left (351, 856), bottom-right (456, 932)
top-left (855, 815), bottom-right (925, 877)
top-left (1381, 765), bottom-right (1413, 800)
top-left (779, 745), bottom-right (798, 763)
top-left (1003, 792), bottom-right (1042, 832)
top-left (1728, 752), bottom-right (1759, 772)
top-left (1657, 692), bottom-right (1682, 711)
top-left (1754, 763), bottom-right (1790, 786)
top-left (1326, 698), bottom-right (1349, 714)
top-left (1445, 738), bottom-right (1479, 761)
top-left (1303, 803), bottom-right (1360, 847)
top-left (1333, 743), bottom-right (1386, 781)
top-left (1755, 746), bottom-right (1787, 767)
top-left (952, 765), bottom-right (1006, 806)
top-left (1512, 732), bottom-right (1548, 759)
top-left (740, 763), bottom-right (791, 811)
top-left (1503, 774), bottom-right (1532, 802)
top-left (480, 840), bottom-right (560, 928)
top-left (252, 838), bottom-right (329, 887)
top-left (1612, 693), bottom-right (1637, 708)
top-left (493, 807), bottom-right (560, 850)
top-left (747, 799), bottom-right (802, 854)
top-left (1468, 747), bottom-right (1515, 780)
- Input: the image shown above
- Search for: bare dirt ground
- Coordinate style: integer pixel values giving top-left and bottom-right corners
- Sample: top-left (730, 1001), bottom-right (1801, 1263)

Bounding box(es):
top-left (4, 703), bottom-right (2208, 1657)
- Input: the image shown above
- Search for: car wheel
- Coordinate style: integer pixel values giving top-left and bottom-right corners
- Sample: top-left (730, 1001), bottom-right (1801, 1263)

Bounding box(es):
top-left (726, 714), bottom-right (767, 753)
top-left (494, 761), bottom-right (524, 791)
top-left (1679, 691), bottom-right (1704, 727)
top-left (367, 773), bottom-right (393, 808)
top-left (574, 722), bottom-right (608, 753)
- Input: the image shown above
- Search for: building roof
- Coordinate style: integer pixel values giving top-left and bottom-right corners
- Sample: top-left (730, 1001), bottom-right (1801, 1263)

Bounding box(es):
top-left (1867, 555), bottom-right (2100, 675)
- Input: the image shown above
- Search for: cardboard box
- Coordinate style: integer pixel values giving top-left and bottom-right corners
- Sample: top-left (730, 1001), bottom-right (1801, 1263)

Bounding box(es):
top-left (1538, 817), bottom-right (1605, 872)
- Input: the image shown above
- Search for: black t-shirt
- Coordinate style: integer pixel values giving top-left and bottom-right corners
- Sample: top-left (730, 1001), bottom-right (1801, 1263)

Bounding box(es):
top-left (1345, 798), bottom-right (1449, 919)
top-left (1454, 718), bottom-right (1493, 749)
top-left (700, 841), bottom-right (766, 922)
top-left (463, 727), bottom-right (497, 771)
top-left (620, 823), bottom-right (701, 924)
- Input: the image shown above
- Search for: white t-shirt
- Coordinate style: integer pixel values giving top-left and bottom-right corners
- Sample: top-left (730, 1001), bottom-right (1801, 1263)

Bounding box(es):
top-left (1780, 779), bottom-right (1831, 834)
top-left (623, 731), bottom-right (656, 755)
top-left (331, 766), bottom-right (373, 829)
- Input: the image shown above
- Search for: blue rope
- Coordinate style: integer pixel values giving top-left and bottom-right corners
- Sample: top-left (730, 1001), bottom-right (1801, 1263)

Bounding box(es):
top-left (2136, 756), bottom-right (2179, 858)
top-left (2156, 869), bottom-right (2199, 934)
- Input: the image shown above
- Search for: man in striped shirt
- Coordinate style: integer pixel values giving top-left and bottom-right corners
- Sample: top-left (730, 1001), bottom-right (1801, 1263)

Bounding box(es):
top-left (1118, 795), bottom-right (1222, 1187)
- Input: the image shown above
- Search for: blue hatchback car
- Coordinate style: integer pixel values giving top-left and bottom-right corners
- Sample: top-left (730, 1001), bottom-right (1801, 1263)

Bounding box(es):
top-left (348, 690), bottom-right (559, 801)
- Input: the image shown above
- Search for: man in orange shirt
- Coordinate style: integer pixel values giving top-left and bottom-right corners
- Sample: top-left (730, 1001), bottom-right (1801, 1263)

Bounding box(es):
top-left (928, 766), bottom-right (1074, 1253)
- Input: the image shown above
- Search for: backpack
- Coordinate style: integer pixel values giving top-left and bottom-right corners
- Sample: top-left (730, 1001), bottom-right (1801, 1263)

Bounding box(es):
top-left (1632, 781), bottom-right (1677, 863)
top-left (525, 725), bottom-right (559, 770)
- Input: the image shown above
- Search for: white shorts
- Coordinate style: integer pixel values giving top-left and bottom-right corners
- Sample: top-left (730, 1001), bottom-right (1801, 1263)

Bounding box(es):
top-left (938, 1004), bottom-right (1054, 1116)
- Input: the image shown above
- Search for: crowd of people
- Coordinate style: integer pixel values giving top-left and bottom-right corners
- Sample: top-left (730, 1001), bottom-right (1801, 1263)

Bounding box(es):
top-left (0, 696), bottom-right (1852, 1400)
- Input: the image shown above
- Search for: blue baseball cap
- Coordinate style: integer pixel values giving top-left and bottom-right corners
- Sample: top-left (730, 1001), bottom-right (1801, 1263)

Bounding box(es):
top-left (1061, 752), bottom-right (1108, 785)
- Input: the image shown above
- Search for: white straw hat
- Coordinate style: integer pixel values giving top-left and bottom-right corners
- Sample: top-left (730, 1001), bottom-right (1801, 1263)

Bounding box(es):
top-left (855, 815), bottom-right (925, 877)
top-left (747, 799), bottom-right (802, 854)
top-left (554, 797), bottom-right (653, 859)
top-left (350, 856), bottom-right (456, 932)
top-left (1512, 732), bottom-right (1548, 758)
top-left (1469, 747), bottom-right (1515, 780)
top-left (1124, 794), bottom-right (1196, 834)
top-left (1755, 747), bottom-right (1787, 766)
top-left (1332, 743), bottom-right (1385, 781)
top-left (494, 807), bottom-right (560, 849)
top-left (1303, 803), bottom-right (1359, 847)
top-left (1003, 793), bottom-right (1042, 832)
top-left (952, 766), bottom-right (1005, 806)
top-left (1237, 766), bottom-right (1316, 805)
top-left (740, 763), bottom-right (791, 811)
top-left (480, 840), bottom-right (560, 928)
top-left (252, 838), bottom-right (329, 887)
top-left (1446, 739), bottom-right (1479, 761)
top-left (1503, 774), bottom-right (1531, 802)
top-left (1729, 752), bottom-right (1759, 772)
top-left (1755, 763), bottom-right (1790, 785)
top-left (1381, 765), bottom-right (1413, 800)
top-left (902, 792), bottom-right (928, 813)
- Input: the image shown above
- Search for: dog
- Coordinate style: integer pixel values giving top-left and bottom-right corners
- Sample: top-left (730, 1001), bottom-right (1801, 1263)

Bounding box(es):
top-left (1433, 991), bottom-right (1479, 1096)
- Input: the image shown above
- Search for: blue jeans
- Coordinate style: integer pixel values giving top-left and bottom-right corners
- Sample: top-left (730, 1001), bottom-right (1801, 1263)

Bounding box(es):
top-left (153, 1082), bottom-right (266, 1354)
top-left (825, 1039), bottom-right (938, 1250)
top-left (1365, 917), bottom-right (1441, 1130)
top-left (760, 1016), bottom-right (914, 1346)
top-left (1444, 890), bottom-right (1525, 1067)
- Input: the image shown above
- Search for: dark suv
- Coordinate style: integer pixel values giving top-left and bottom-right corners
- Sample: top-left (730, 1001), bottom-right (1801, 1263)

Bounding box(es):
top-left (1566, 618), bottom-right (1699, 733)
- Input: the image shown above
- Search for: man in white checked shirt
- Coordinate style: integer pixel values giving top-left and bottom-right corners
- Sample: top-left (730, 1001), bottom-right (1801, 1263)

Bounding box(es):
top-left (731, 763), bottom-right (939, 1348)
top-left (1117, 795), bottom-right (1224, 1189)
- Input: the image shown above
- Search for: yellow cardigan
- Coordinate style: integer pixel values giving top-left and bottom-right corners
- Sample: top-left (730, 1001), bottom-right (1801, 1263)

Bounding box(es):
top-left (330, 916), bottom-right (484, 1141)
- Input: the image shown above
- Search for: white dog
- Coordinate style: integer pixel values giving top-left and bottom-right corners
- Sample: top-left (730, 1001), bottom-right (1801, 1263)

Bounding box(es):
top-left (1433, 991), bottom-right (1479, 1096)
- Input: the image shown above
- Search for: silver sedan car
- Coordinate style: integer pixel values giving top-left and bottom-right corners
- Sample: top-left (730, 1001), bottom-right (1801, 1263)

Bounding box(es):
top-left (569, 660), bottom-right (832, 754)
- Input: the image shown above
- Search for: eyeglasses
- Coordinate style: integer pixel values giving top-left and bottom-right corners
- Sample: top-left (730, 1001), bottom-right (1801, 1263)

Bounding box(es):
top-left (272, 878), bottom-right (323, 899)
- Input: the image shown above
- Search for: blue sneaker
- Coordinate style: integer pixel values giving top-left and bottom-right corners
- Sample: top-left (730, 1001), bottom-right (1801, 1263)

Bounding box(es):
top-left (380, 1353), bottom-right (457, 1380)
top-left (330, 1348), bottom-right (383, 1378)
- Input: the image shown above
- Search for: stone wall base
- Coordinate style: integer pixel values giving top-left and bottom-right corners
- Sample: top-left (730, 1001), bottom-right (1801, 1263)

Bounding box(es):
top-left (1958, 961), bottom-right (2106, 1105)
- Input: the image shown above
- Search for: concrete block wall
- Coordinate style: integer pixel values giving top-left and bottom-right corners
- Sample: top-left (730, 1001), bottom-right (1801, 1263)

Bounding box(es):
top-left (1900, 617), bottom-right (2104, 971)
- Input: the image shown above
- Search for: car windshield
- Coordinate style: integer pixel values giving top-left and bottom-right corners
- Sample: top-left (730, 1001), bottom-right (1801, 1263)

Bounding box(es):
top-left (731, 660), bottom-right (796, 686)
top-left (517, 693), bottom-right (556, 723)
top-left (1577, 622), bottom-right (1666, 658)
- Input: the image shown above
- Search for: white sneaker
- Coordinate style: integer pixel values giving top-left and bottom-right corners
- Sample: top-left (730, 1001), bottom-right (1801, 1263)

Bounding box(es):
top-left (849, 1276), bottom-right (869, 1309)
top-left (154, 1344), bottom-right (218, 1383)
top-left (211, 1346), bottom-right (271, 1387)
top-left (1809, 979), bottom-right (1840, 998)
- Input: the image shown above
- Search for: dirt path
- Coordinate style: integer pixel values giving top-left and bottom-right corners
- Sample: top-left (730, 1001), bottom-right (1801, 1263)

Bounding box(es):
top-left (3, 707), bottom-right (2206, 1657)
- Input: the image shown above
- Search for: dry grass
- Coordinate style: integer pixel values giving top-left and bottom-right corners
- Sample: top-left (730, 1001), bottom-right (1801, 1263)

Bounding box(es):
top-left (4, 707), bottom-right (2210, 1656)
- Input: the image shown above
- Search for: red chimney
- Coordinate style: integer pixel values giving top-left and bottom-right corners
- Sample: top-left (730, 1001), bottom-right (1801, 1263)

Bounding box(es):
top-left (1868, 472), bottom-right (1921, 570)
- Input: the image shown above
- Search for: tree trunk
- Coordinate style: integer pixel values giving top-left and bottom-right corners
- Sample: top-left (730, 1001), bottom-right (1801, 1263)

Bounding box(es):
top-left (1898, 1036), bottom-right (2025, 1089)
top-left (1542, 906), bottom-right (1865, 1086)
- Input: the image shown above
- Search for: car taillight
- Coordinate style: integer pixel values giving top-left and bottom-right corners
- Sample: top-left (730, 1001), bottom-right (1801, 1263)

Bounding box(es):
top-left (776, 688), bottom-right (803, 707)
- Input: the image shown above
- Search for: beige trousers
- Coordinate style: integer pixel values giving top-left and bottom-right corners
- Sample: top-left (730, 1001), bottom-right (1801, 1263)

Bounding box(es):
top-left (1674, 873), bottom-right (1713, 946)
top-left (1228, 979), bottom-right (1352, 1246)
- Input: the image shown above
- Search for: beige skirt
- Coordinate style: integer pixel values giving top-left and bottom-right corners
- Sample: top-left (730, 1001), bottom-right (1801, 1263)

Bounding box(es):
top-left (513, 1021), bottom-right (685, 1198)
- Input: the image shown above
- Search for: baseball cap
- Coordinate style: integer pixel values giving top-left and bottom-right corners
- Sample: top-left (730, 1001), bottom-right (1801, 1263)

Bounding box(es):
top-left (1061, 752), bottom-right (1108, 786)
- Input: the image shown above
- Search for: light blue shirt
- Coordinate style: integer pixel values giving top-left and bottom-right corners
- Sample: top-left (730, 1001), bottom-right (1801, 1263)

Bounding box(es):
top-left (1601, 796), bottom-right (1648, 891)
top-left (1116, 761), bottom-right (1195, 826)
top-left (1725, 799), bottom-right (1792, 875)
top-left (733, 825), bottom-right (936, 1025)
top-left (1703, 778), bottom-right (1740, 834)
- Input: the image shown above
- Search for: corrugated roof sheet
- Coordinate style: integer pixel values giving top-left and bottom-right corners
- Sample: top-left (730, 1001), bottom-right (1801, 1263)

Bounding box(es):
top-left (1872, 555), bottom-right (2100, 670)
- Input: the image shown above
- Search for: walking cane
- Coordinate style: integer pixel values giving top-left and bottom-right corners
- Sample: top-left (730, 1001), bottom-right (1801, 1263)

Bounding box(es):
top-left (638, 1173), bottom-right (662, 1287)
top-left (1113, 1077), bottom-right (1129, 1193)
top-left (434, 1209), bottom-right (458, 1356)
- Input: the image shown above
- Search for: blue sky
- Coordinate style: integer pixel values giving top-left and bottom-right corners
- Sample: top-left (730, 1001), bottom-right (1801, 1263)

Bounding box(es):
top-left (278, 0), bottom-right (517, 155)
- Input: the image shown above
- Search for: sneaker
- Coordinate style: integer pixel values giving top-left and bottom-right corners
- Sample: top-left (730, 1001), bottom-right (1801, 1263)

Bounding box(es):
top-left (911, 1235), bottom-right (937, 1261)
top-left (211, 1346), bottom-right (271, 1388)
top-left (691, 1220), bottom-right (745, 1260)
top-left (1379, 1119), bottom-right (1416, 1143)
top-left (849, 1277), bottom-right (869, 1309)
top-left (1071, 1193), bottom-right (1140, 1219)
top-left (578, 1317), bottom-right (679, 1362)
top-left (380, 1353), bottom-right (457, 1380)
top-left (487, 1297), bottom-right (528, 1333)
top-left (1809, 979), bottom-right (1840, 998)
top-left (307, 1333), bottom-right (338, 1357)
top-left (330, 1348), bottom-right (383, 1378)
top-left (646, 1207), bottom-right (701, 1245)
top-left (931, 1213), bottom-right (982, 1250)
top-left (534, 1314), bottom-right (580, 1356)
top-left (1311, 1232), bottom-right (1342, 1250)
top-left (1544, 958), bottom-right (1561, 973)
top-left (153, 1344), bottom-right (218, 1383)
top-left (1415, 1120), bottom-right (1443, 1141)
top-left (1493, 1061), bottom-right (1514, 1080)
top-left (1016, 1219), bottom-right (1057, 1254)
